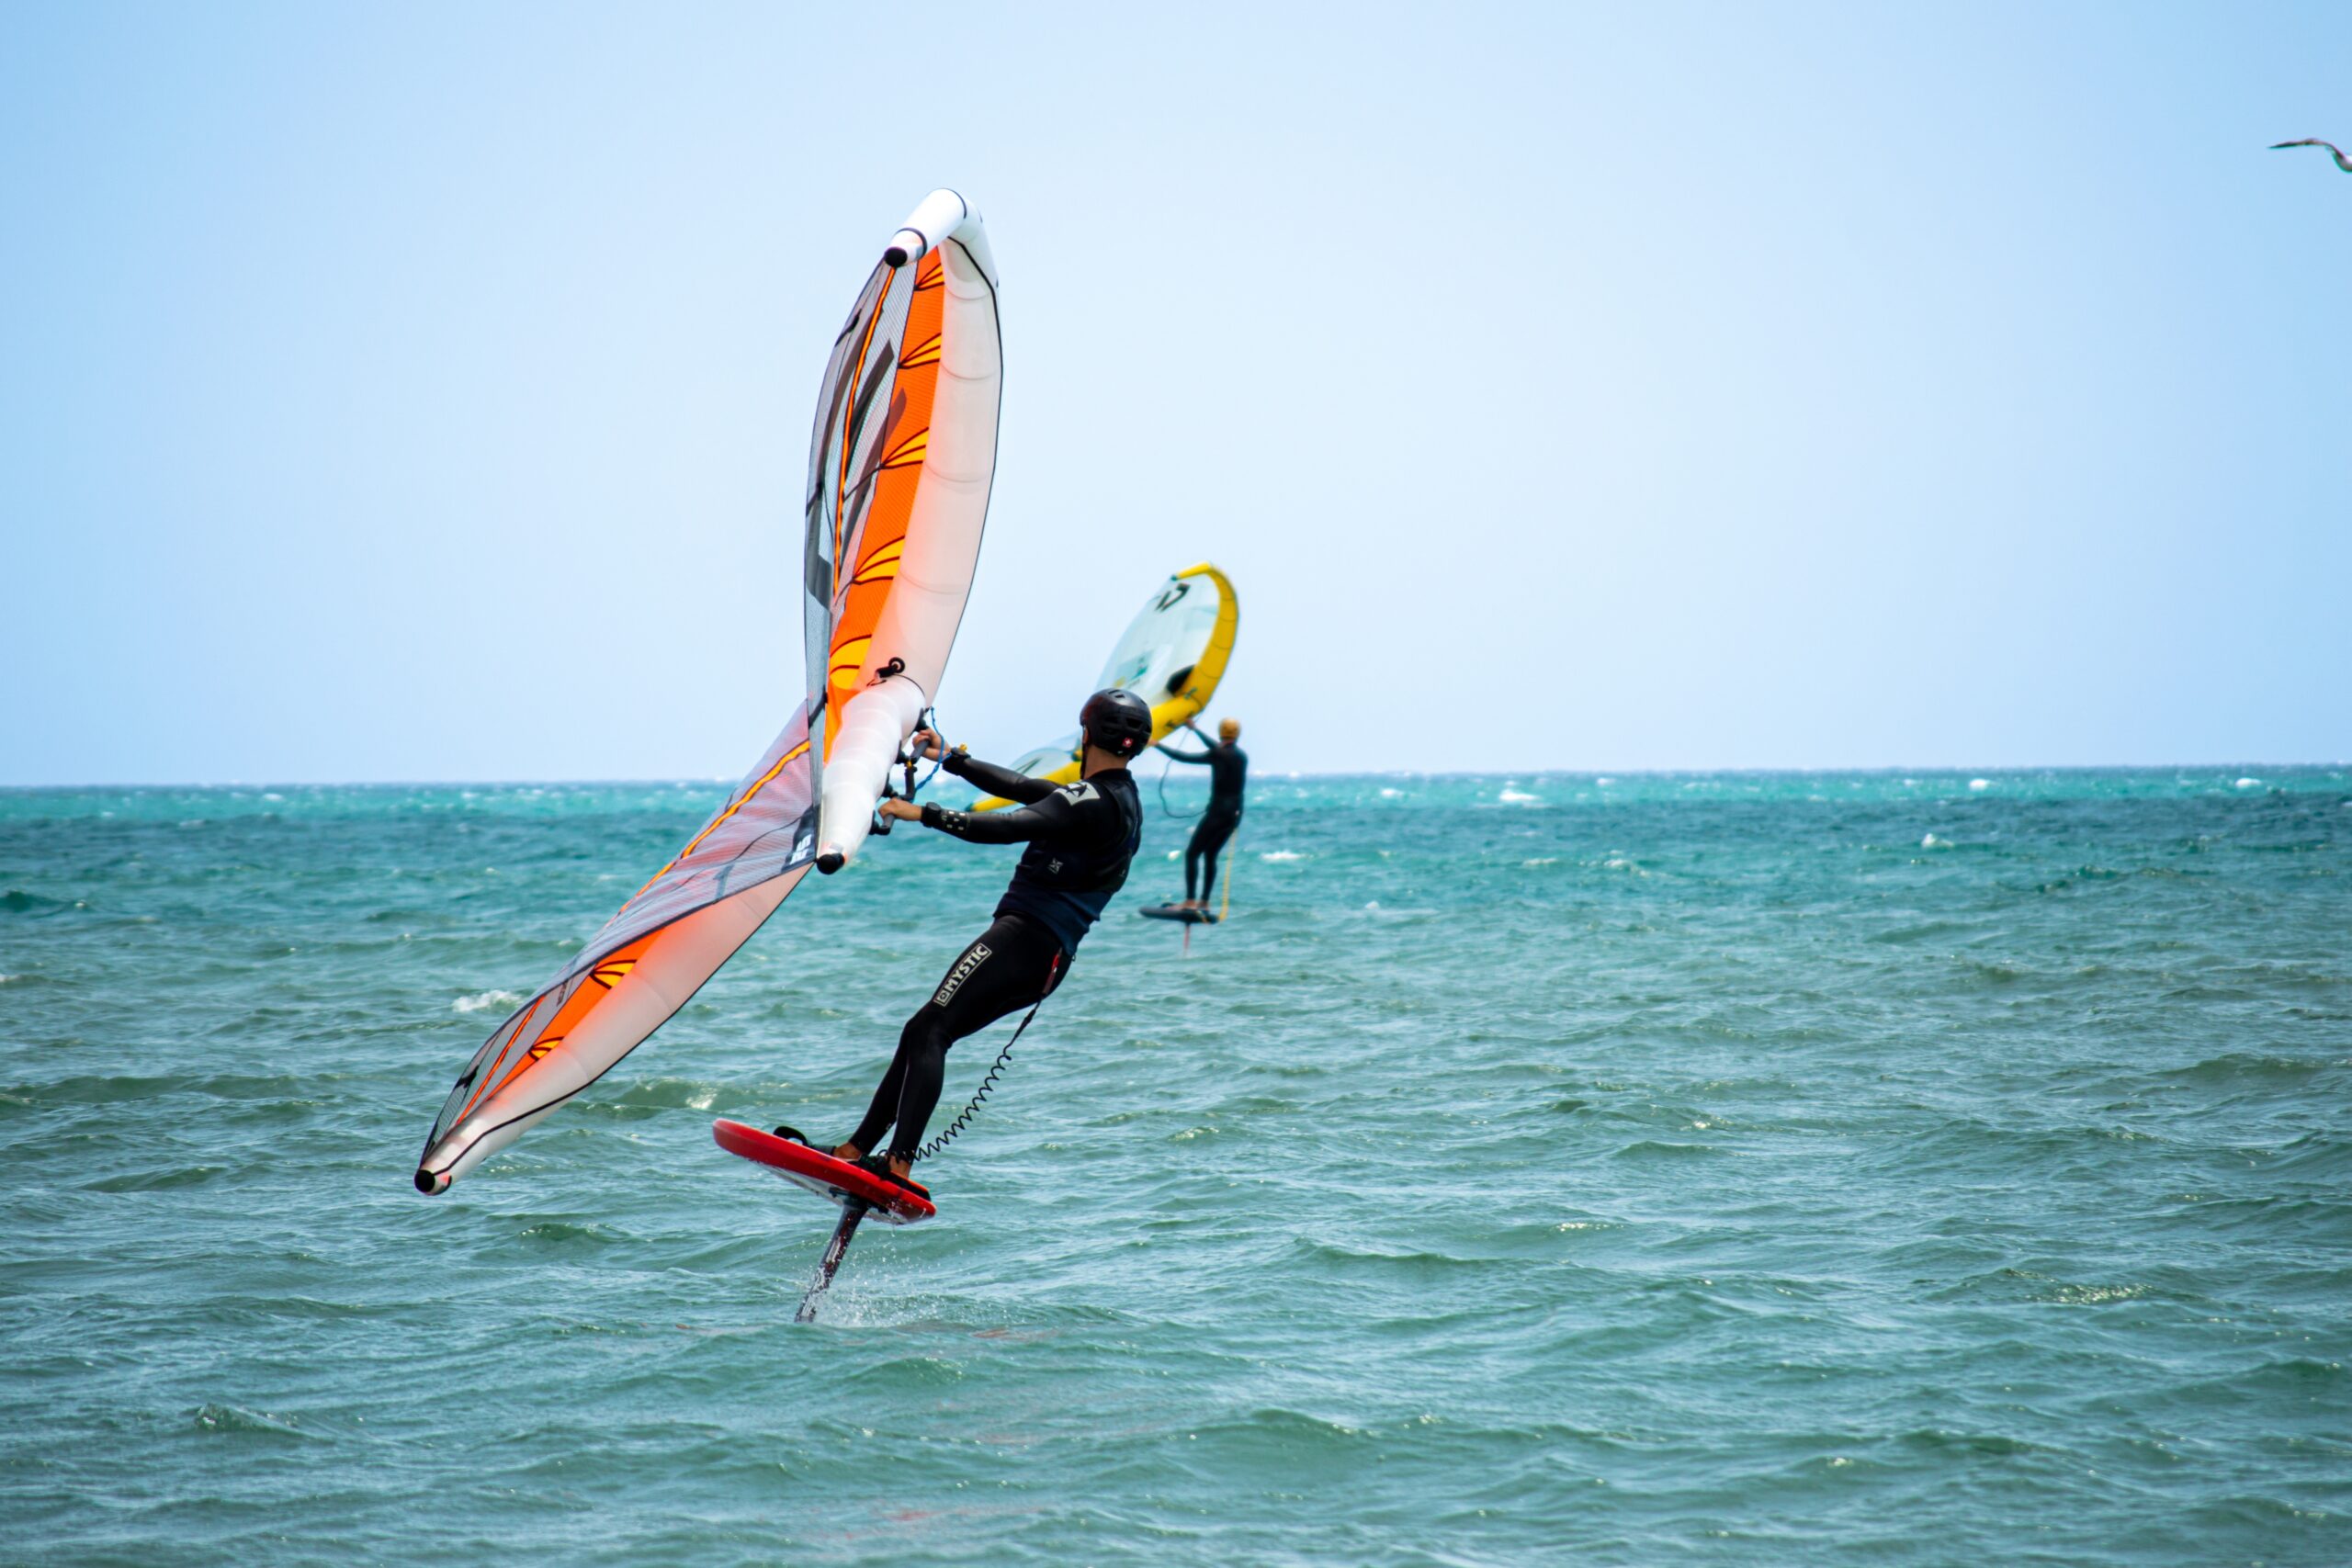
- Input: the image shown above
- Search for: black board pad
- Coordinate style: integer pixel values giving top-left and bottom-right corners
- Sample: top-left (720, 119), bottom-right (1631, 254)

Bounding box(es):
top-left (1139, 904), bottom-right (1218, 925)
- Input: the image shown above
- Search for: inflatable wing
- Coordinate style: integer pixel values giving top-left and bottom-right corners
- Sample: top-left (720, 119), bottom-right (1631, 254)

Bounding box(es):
top-left (803, 191), bottom-right (1002, 871)
top-left (415, 716), bottom-right (818, 1192)
top-left (978, 562), bottom-right (1238, 807)
top-left (416, 192), bottom-right (1004, 1193)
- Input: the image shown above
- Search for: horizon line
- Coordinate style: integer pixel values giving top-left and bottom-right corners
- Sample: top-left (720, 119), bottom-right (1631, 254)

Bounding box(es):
top-left (4, 760), bottom-right (2346, 793)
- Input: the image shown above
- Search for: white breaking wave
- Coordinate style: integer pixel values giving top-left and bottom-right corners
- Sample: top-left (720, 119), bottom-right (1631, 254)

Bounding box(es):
top-left (1261, 851), bottom-right (1304, 863)
top-left (454, 989), bottom-right (525, 1015)
top-left (1968, 779), bottom-right (1991, 792)
top-left (1498, 790), bottom-right (1540, 805)
top-left (2235, 777), bottom-right (2263, 789)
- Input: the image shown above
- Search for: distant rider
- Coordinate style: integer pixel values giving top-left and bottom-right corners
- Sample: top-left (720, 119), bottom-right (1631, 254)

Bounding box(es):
top-left (816, 689), bottom-right (1148, 1198)
top-left (1157, 716), bottom-right (1247, 912)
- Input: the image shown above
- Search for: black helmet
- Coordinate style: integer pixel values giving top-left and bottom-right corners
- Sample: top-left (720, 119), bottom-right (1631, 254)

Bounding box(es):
top-left (1079, 688), bottom-right (1152, 759)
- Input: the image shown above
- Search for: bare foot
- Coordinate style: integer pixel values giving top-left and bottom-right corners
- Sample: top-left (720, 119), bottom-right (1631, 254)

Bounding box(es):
top-left (831, 1142), bottom-right (863, 1162)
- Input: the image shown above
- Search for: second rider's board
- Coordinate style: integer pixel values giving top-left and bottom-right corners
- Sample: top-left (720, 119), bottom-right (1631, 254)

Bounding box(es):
top-left (1139, 904), bottom-right (1219, 925)
top-left (712, 1119), bottom-right (935, 1224)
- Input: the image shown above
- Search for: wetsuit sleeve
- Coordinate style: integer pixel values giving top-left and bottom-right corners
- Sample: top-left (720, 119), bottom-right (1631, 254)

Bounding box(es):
top-left (941, 750), bottom-right (1059, 804)
top-left (921, 785), bottom-right (1094, 844)
top-left (1156, 740), bottom-right (1212, 763)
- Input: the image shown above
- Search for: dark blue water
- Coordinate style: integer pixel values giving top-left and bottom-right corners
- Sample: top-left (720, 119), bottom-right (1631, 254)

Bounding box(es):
top-left (3, 768), bottom-right (2346, 1563)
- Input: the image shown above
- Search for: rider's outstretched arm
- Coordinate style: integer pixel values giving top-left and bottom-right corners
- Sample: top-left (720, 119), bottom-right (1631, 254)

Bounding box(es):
top-left (922, 782), bottom-right (1102, 845)
top-left (1156, 719), bottom-right (1211, 762)
top-left (941, 749), bottom-right (1059, 805)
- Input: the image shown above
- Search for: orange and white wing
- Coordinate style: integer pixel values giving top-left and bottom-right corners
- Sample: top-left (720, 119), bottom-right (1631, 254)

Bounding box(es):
top-left (416, 712), bottom-right (817, 1192)
top-left (800, 191), bottom-right (1002, 871)
top-left (417, 191), bottom-right (1007, 1192)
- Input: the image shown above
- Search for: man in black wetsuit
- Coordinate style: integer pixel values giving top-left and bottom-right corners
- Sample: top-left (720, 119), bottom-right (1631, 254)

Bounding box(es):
top-left (822, 688), bottom-right (1149, 1199)
top-left (1157, 716), bottom-right (1247, 912)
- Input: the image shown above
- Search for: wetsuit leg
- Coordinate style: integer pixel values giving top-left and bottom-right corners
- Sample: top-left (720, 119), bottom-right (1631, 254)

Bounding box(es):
top-left (848, 913), bottom-right (1069, 1162)
top-left (1185, 809), bottom-right (1240, 903)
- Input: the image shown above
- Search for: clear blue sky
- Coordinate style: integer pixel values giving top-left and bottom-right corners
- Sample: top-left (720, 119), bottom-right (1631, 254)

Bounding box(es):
top-left (6, 2), bottom-right (2346, 784)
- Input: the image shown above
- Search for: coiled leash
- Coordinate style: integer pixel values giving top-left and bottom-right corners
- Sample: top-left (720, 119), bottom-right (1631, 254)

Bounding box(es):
top-left (912, 953), bottom-right (1057, 1164)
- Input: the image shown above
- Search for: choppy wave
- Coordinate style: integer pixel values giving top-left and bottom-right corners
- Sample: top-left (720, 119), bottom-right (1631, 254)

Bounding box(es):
top-left (2, 771), bottom-right (2347, 1565)
top-left (452, 988), bottom-right (525, 1014)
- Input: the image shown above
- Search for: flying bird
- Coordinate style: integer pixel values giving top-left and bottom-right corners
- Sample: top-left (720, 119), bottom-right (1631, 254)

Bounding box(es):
top-left (2270, 138), bottom-right (2352, 172)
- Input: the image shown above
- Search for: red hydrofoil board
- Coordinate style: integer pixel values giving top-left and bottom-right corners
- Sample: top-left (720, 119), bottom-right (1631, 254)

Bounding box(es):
top-left (712, 1120), bottom-right (935, 1224)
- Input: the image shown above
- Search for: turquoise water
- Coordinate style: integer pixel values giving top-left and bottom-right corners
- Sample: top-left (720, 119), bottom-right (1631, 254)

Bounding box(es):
top-left (4, 767), bottom-right (2348, 1564)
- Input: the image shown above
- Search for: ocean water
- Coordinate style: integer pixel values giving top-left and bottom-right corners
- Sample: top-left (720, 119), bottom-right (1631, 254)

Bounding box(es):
top-left (3, 767), bottom-right (2347, 1565)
